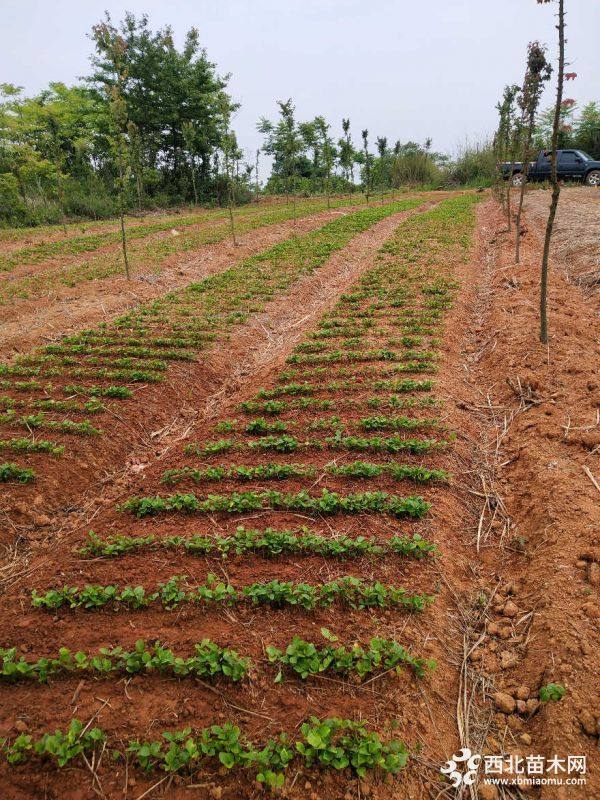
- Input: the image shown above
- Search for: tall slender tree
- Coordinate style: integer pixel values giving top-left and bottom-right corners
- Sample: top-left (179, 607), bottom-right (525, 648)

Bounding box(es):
top-left (299, 121), bottom-right (320, 194)
top-left (219, 98), bottom-right (238, 245)
top-left (376, 136), bottom-right (388, 203)
top-left (258, 99), bottom-right (302, 224)
top-left (514, 42), bottom-right (552, 263)
top-left (279, 100), bottom-right (299, 222)
top-left (339, 118), bottom-right (355, 184)
top-left (362, 129), bottom-right (372, 203)
top-left (315, 116), bottom-right (334, 209)
top-left (91, 20), bottom-right (132, 279)
top-left (494, 84), bottom-right (521, 225)
top-left (538, 0), bottom-right (571, 343)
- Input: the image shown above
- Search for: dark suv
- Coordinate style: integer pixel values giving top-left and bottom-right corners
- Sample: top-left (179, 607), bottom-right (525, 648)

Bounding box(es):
top-left (502, 149), bottom-right (600, 186)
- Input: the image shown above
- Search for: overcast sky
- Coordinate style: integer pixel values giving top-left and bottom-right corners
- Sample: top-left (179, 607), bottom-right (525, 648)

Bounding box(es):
top-left (2, 0), bottom-right (599, 165)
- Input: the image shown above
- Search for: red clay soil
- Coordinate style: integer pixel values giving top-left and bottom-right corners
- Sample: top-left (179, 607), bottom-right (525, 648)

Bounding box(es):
top-left (0, 199), bottom-right (484, 799)
top-left (0, 200), bottom-right (381, 358)
top-left (2, 195), bottom-right (597, 800)
top-left (458, 199), bottom-right (600, 799)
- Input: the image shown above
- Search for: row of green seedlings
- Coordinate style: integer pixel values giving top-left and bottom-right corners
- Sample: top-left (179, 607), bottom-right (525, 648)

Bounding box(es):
top-left (78, 526), bottom-right (438, 560)
top-left (161, 461), bottom-right (449, 486)
top-left (10, 199), bottom-right (471, 786)
top-left (176, 408), bottom-right (443, 452)
top-left (0, 200), bottom-right (424, 480)
top-left (31, 574), bottom-right (434, 613)
top-left (1, 716), bottom-right (409, 787)
top-left (2, 194), bottom-right (388, 275)
top-left (1, 196), bottom-right (375, 303)
top-left (119, 489), bottom-right (431, 519)
top-left (123, 262), bottom-right (451, 514)
top-left (0, 635), bottom-right (434, 684)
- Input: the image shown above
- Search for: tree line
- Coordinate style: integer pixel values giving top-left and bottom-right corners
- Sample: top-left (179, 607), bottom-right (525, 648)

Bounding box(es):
top-left (0, 12), bottom-right (468, 227)
top-left (1, 10), bottom-right (598, 228)
top-left (0, 13), bottom-right (246, 226)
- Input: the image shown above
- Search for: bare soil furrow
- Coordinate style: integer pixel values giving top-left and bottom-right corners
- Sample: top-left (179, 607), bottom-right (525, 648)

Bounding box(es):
top-left (0, 196), bottom-right (403, 357)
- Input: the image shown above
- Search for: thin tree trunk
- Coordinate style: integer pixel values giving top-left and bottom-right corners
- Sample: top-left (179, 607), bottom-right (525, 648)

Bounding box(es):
top-left (540, 0), bottom-right (565, 344)
top-left (226, 156), bottom-right (237, 246)
top-left (255, 151), bottom-right (260, 204)
top-left (515, 121), bottom-right (534, 263)
top-left (505, 160), bottom-right (515, 231)
top-left (505, 125), bottom-right (522, 231)
top-left (190, 156), bottom-right (198, 205)
top-left (119, 207), bottom-right (130, 279)
top-left (117, 154), bottom-right (130, 280)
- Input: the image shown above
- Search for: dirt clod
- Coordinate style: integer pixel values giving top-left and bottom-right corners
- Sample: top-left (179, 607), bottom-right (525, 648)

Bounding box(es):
top-left (500, 650), bottom-right (519, 669)
top-left (578, 709), bottom-right (599, 737)
top-left (503, 600), bottom-right (518, 618)
top-left (493, 692), bottom-right (516, 714)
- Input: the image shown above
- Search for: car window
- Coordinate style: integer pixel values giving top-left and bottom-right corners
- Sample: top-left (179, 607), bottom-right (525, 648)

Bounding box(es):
top-left (559, 151), bottom-right (580, 165)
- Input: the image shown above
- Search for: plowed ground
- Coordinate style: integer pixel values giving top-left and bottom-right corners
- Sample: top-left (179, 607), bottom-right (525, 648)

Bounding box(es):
top-left (1, 190), bottom-right (598, 800)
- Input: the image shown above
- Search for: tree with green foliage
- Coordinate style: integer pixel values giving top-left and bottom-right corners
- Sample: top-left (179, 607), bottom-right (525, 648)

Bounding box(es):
top-left (494, 84), bottom-right (521, 225)
top-left (259, 99), bottom-right (302, 223)
top-left (533, 99), bottom-right (600, 157)
top-left (88, 12), bottom-right (236, 201)
top-left (298, 120), bottom-right (320, 193)
top-left (338, 118), bottom-right (355, 183)
top-left (0, 81), bottom-right (110, 224)
top-left (534, 102), bottom-right (575, 149)
top-left (572, 102), bottom-right (600, 157)
top-left (375, 136), bottom-right (388, 202)
top-left (219, 100), bottom-right (239, 246)
top-left (514, 41), bottom-right (552, 263)
top-left (315, 116), bottom-right (334, 209)
top-left (222, 131), bottom-right (239, 244)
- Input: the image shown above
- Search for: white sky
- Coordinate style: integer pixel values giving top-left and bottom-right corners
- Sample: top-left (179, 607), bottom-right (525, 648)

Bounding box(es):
top-left (2, 0), bottom-right (599, 165)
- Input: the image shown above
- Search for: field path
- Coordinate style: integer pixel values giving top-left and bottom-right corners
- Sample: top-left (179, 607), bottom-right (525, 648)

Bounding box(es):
top-left (458, 198), bottom-right (600, 799)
